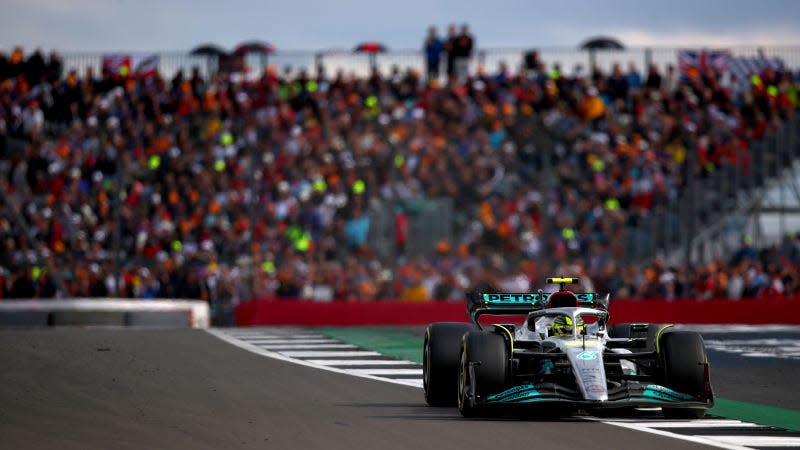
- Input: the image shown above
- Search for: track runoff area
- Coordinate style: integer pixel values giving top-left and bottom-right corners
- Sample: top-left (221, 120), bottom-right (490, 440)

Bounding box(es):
top-left (209, 325), bottom-right (800, 450)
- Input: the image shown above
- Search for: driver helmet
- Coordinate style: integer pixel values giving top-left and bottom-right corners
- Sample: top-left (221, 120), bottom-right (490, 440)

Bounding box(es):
top-left (551, 315), bottom-right (585, 337)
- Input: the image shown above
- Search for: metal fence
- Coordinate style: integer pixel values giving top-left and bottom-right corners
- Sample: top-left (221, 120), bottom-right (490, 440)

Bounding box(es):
top-left (367, 198), bottom-right (453, 261)
top-left (628, 116), bottom-right (800, 266)
top-left (58, 46), bottom-right (800, 80)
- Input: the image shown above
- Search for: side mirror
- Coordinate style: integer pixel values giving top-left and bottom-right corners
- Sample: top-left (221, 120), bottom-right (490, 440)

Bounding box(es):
top-left (526, 312), bottom-right (537, 332)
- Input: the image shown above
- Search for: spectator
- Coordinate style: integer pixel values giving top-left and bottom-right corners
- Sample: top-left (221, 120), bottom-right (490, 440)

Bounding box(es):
top-left (0, 45), bottom-right (797, 307)
top-left (452, 23), bottom-right (474, 83)
top-left (625, 62), bottom-right (642, 93)
top-left (423, 26), bottom-right (444, 82)
top-left (443, 24), bottom-right (458, 80)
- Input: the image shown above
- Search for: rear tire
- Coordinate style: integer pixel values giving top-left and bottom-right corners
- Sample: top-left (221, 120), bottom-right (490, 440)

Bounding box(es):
top-left (423, 322), bottom-right (475, 406)
top-left (659, 331), bottom-right (711, 419)
top-left (458, 331), bottom-right (509, 417)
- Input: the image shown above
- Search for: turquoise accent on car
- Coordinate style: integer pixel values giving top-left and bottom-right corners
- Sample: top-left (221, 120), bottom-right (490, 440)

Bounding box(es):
top-left (484, 383), bottom-right (695, 404)
top-left (486, 384), bottom-right (543, 403)
top-left (481, 293), bottom-right (597, 307)
top-left (538, 360), bottom-right (555, 375)
top-left (642, 384), bottom-right (695, 402)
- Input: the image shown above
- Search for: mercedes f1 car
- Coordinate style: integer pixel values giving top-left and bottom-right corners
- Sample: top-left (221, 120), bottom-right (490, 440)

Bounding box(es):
top-left (423, 278), bottom-right (714, 418)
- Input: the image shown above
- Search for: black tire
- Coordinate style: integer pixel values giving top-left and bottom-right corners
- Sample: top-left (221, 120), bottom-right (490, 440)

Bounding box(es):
top-left (659, 330), bottom-right (711, 419)
top-left (458, 331), bottom-right (509, 417)
top-left (423, 322), bottom-right (475, 407)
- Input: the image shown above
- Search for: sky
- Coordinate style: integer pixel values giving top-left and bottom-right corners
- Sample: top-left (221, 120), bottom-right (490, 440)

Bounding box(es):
top-left (2, 0), bottom-right (800, 53)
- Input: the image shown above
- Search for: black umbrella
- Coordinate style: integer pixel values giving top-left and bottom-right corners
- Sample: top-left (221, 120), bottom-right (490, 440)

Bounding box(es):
top-left (190, 44), bottom-right (228, 57)
top-left (233, 41), bottom-right (275, 56)
top-left (579, 36), bottom-right (625, 50)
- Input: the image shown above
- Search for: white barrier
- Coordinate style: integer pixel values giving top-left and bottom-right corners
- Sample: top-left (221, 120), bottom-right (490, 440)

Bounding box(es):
top-left (0, 298), bottom-right (210, 328)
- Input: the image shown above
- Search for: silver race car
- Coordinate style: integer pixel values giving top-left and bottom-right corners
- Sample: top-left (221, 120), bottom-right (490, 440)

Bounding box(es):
top-left (423, 277), bottom-right (714, 418)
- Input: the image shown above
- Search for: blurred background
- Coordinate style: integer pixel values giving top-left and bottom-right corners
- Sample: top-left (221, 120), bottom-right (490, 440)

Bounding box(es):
top-left (1, 0), bottom-right (799, 326)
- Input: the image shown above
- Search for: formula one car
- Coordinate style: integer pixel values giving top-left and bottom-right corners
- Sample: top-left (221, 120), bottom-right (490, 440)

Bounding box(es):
top-left (423, 278), bottom-right (714, 418)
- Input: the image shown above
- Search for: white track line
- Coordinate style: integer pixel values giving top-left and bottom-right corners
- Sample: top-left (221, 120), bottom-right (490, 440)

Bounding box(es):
top-left (305, 359), bottom-right (419, 366)
top-left (278, 350), bottom-right (383, 358)
top-left (595, 419), bottom-right (753, 450)
top-left (612, 420), bottom-right (759, 428)
top-left (237, 339), bottom-right (338, 344)
top-left (226, 334), bottom-right (324, 340)
top-left (347, 369), bottom-right (423, 376)
top-left (205, 329), bottom-right (422, 389)
top-left (698, 436), bottom-right (800, 447)
top-left (255, 344), bottom-right (357, 350)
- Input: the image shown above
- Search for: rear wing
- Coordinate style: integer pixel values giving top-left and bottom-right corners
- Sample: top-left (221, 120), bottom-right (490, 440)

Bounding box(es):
top-left (466, 291), bottom-right (609, 325)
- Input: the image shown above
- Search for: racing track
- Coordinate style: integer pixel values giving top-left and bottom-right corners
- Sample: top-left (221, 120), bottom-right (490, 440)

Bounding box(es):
top-left (0, 328), bottom-right (798, 450)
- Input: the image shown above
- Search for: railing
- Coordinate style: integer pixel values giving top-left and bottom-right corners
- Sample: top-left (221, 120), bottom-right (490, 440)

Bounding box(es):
top-left (631, 116), bottom-right (800, 266)
top-left (367, 198), bottom-right (453, 261)
top-left (58, 46), bottom-right (800, 79)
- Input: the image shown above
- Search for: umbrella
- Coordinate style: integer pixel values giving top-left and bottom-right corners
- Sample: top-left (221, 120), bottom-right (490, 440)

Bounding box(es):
top-left (190, 44), bottom-right (228, 77)
top-left (190, 44), bottom-right (228, 57)
top-left (579, 36), bottom-right (625, 50)
top-left (353, 42), bottom-right (387, 53)
top-left (354, 42), bottom-right (387, 71)
top-left (234, 41), bottom-right (275, 56)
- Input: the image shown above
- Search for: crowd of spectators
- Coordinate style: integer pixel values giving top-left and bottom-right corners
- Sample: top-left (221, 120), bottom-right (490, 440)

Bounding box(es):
top-left (1, 41), bottom-right (799, 312)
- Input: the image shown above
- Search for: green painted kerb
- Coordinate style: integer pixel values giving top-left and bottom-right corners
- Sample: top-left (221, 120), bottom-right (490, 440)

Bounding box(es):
top-left (710, 398), bottom-right (800, 432)
top-left (315, 326), bottom-right (800, 431)
top-left (314, 327), bottom-right (423, 363)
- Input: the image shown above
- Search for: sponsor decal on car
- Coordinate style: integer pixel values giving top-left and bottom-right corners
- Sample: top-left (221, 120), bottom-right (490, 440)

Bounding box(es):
top-left (483, 293), bottom-right (539, 303)
top-left (576, 351), bottom-right (598, 360)
top-left (586, 384), bottom-right (606, 394)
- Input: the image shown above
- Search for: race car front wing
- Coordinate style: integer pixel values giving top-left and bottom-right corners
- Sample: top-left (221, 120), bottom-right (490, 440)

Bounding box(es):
top-left (476, 381), bottom-right (713, 410)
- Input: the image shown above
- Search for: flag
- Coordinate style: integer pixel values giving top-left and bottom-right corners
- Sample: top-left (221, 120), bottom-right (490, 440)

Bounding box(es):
top-left (132, 54), bottom-right (159, 78)
top-left (677, 49), bottom-right (730, 77)
top-left (102, 54), bottom-right (131, 77)
top-left (727, 55), bottom-right (784, 87)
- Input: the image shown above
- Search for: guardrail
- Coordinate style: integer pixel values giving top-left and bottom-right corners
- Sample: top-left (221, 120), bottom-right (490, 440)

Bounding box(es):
top-left (58, 45), bottom-right (800, 79)
top-left (0, 299), bottom-right (209, 328)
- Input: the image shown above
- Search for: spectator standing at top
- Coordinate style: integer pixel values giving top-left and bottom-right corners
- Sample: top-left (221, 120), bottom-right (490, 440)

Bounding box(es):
top-left (444, 24), bottom-right (458, 80)
top-left (424, 26), bottom-right (444, 82)
top-left (452, 24), bottom-right (475, 83)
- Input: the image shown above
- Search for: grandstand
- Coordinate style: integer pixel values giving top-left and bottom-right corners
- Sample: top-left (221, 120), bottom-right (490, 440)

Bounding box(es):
top-left (1, 44), bottom-right (799, 319)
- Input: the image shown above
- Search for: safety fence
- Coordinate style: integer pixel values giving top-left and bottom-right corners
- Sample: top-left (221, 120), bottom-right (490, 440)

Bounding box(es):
top-left (58, 46), bottom-right (800, 80)
top-left (625, 114), bottom-right (800, 265)
top-left (235, 297), bottom-right (800, 326)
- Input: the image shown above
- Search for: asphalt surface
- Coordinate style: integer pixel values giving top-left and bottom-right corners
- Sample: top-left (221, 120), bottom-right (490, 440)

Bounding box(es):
top-left (0, 328), bottom-right (740, 450)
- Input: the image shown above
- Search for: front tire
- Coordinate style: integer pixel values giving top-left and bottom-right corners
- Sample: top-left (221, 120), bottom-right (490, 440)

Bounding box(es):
top-left (458, 331), bottom-right (509, 417)
top-left (659, 330), bottom-right (712, 419)
top-left (423, 322), bottom-right (475, 406)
